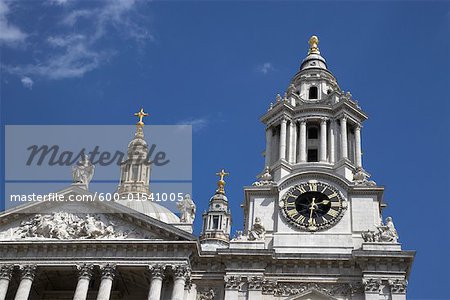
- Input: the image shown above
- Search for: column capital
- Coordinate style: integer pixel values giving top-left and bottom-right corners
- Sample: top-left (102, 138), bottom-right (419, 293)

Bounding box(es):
top-left (173, 265), bottom-right (190, 280)
top-left (224, 275), bottom-right (243, 290)
top-left (299, 118), bottom-right (307, 125)
top-left (320, 117), bottom-right (328, 124)
top-left (0, 265), bottom-right (14, 280)
top-left (388, 279), bottom-right (407, 294)
top-left (148, 264), bottom-right (165, 279)
top-left (355, 123), bottom-right (362, 130)
top-left (100, 264), bottom-right (116, 280)
top-left (77, 264), bottom-right (94, 280)
top-left (280, 118), bottom-right (287, 124)
top-left (341, 115), bottom-right (348, 122)
top-left (247, 276), bottom-right (263, 291)
top-left (362, 278), bottom-right (382, 293)
top-left (19, 265), bottom-right (37, 281)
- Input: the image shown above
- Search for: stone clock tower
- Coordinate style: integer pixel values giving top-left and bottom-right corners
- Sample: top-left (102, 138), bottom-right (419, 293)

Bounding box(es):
top-left (231, 36), bottom-right (415, 299)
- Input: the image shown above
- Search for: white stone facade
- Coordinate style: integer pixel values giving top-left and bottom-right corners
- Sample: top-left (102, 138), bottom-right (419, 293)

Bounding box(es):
top-left (0, 36), bottom-right (414, 300)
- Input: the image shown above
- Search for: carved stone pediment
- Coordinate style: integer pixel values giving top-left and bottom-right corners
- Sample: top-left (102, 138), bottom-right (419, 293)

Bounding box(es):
top-left (0, 212), bottom-right (157, 240)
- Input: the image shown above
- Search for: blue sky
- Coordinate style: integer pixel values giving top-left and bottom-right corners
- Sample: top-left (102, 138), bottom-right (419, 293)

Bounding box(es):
top-left (1, 0), bottom-right (450, 298)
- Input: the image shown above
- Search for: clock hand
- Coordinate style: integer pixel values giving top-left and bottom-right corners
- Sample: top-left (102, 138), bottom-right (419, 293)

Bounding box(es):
top-left (316, 199), bottom-right (330, 205)
top-left (309, 197), bottom-right (316, 225)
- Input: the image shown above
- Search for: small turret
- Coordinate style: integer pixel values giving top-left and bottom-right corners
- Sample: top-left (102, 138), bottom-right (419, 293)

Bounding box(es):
top-left (199, 169), bottom-right (232, 251)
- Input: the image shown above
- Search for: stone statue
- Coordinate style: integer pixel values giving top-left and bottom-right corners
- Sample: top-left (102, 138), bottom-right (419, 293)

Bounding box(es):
top-left (248, 217), bottom-right (266, 241)
top-left (353, 167), bottom-right (376, 186)
top-left (177, 194), bottom-right (196, 223)
top-left (378, 217), bottom-right (398, 243)
top-left (72, 154), bottom-right (95, 188)
top-left (361, 216), bottom-right (399, 243)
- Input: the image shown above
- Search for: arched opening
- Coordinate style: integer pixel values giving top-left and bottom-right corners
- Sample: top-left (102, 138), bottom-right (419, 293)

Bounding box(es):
top-left (309, 86), bottom-right (318, 99)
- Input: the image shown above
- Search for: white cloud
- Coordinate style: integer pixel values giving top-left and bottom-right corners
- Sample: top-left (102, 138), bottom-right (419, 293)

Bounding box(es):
top-left (0, 0), bottom-right (27, 46)
top-left (257, 62), bottom-right (275, 75)
top-left (3, 0), bottom-right (152, 81)
top-left (177, 118), bottom-right (208, 133)
top-left (21, 76), bottom-right (33, 89)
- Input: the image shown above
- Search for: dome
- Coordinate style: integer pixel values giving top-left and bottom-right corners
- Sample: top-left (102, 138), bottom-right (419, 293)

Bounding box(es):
top-left (209, 193), bottom-right (228, 203)
top-left (117, 199), bottom-right (180, 224)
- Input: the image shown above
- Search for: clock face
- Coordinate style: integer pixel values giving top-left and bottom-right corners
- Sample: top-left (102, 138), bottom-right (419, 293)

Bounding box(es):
top-left (280, 181), bottom-right (347, 231)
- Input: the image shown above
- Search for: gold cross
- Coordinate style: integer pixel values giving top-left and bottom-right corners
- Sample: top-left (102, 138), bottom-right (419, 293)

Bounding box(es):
top-left (216, 169), bottom-right (229, 181)
top-left (215, 169), bottom-right (229, 195)
top-left (134, 108), bottom-right (149, 125)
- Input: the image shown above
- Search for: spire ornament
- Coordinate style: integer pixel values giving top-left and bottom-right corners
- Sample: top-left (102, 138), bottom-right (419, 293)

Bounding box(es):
top-left (133, 107), bottom-right (149, 137)
top-left (308, 35), bottom-right (320, 55)
top-left (215, 169), bottom-right (229, 195)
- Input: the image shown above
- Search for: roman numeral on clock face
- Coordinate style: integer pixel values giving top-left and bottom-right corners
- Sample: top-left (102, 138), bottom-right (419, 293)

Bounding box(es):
top-left (327, 209), bottom-right (339, 218)
top-left (309, 183), bottom-right (317, 191)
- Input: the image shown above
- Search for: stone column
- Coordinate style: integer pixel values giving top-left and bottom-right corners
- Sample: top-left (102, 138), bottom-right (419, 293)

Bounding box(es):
top-left (389, 279), bottom-right (407, 300)
top-left (96, 264), bottom-right (116, 300)
top-left (299, 119), bottom-right (307, 162)
top-left (0, 265), bottom-right (13, 300)
top-left (355, 124), bottom-right (362, 168)
top-left (363, 278), bottom-right (382, 300)
top-left (288, 121), bottom-right (297, 164)
top-left (171, 265), bottom-right (189, 300)
top-left (14, 265), bottom-right (36, 300)
top-left (340, 116), bottom-right (348, 159)
top-left (279, 119), bottom-right (287, 161)
top-left (247, 276), bottom-right (263, 300)
top-left (73, 264), bottom-right (93, 300)
top-left (264, 127), bottom-right (272, 167)
top-left (329, 119), bottom-right (336, 164)
top-left (147, 265), bottom-right (165, 300)
top-left (320, 118), bottom-right (328, 162)
top-left (224, 276), bottom-right (241, 300)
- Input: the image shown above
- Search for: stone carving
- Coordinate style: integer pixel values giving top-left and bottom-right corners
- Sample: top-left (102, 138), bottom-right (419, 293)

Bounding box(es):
top-left (72, 155), bottom-right (95, 188)
top-left (361, 217), bottom-right (399, 243)
top-left (224, 275), bottom-right (243, 290)
top-left (252, 167), bottom-right (275, 186)
top-left (247, 276), bottom-right (263, 290)
top-left (362, 278), bottom-right (382, 292)
top-left (0, 265), bottom-right (14, 280)
top-left (149, 264), bottom-right (165, 279)
top-left (389, 279), bottom-right (407, 294)
top-left (353, 167), bottom-right (376, 186)
top-left (173, 265), bottom-right (190, 279)
top-left (230, 217), bottom-right (265, 241)
top-left (77, 264), bottom-right (94, 280)
top-left (19, 265), bottom-right (37, 280)
top-left (261, 281), bottom-right (364, 297)
top-left (248, 217), bottom-right (266, 241)
top-left (197, 288), bottom-right (216, 300)
top-left (276, 94), bottom-right (282, 102)
top-left (177, 194), bottom-right (196, 223)
top-left (231, 230), bottom-right (245, 240)
top-left (1, 212), bottom-right (150, 240)
top-left (100, 264), bottom-right (116, 280)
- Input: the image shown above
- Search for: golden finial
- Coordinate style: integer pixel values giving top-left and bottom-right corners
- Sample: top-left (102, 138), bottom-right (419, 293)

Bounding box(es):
top-left (308, 35), bottom-right (320, 55)
top-left (134, 107), bottom-right (149, 126)
top-left (215, 169), bottom-right (229, 195)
